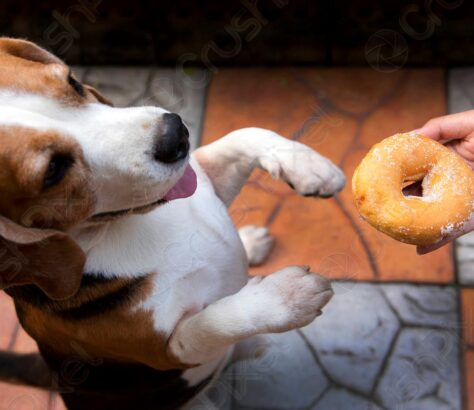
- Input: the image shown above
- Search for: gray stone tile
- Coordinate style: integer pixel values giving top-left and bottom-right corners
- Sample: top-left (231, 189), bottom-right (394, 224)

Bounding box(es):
top-left (83, 67), bottom-right (150, 107)
top-left (184, 282), bottom-right (463, 409)
top-left (380, 284), bottom-right (458, 327)
top-left (70, 66), bottom-right (87, 82)
top-left (185, 365), bottom-right (234, 410)
top-left (80, 67), bottom-right (207, 149)
top-left (455, 240), bottom-right (474, 286)
top-left (449, 68), bottom-right (474, 114)
top-left (301, 282), bottom-right (400, 395)
top-left (312, 387), bottom-right (382, 410)
top-left (144, 69), bottom-right (207, 149)
top-left (230, 331), bottom-right (328, 410)
top-left (456, 233), bottom-right (474, 284)
top-left (457, 231), bottom-right (474, 247)
top-left (375, 328), bottom-right (461, 410)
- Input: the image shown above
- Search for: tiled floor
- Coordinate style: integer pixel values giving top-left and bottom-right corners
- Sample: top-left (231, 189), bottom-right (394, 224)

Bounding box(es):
top-left (201, 68), bottom-right (451, 282)
top-left (1, 67), bottom-right (474, 410)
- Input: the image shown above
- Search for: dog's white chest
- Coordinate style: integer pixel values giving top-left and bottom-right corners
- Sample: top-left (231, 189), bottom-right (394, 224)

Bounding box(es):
top-left (79, 159), bottom-right (248, 332)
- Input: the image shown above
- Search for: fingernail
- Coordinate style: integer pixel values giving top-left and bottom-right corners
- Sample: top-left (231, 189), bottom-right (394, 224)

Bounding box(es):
top-left (416, 246), bottom-right (427, 255)
top-left (408, 129), bottom-right (421, 137)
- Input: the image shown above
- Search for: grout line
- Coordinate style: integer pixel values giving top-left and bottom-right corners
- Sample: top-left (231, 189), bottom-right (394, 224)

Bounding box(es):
top-left (369, 327), bottom-right (401, 400)
top-left (368, 289), bottom-right (402, 400)
top-left (47, 391), bottom-right (57, 410)
top-left (297, 329), bottom-right (388, 409)
top-left (297, 329), bottom-right (334, 383)
top-left (265, 195), bottom-right (286, 227)
top-left (332, 195), bottom-right (381, 279)
top-left (305, 384), bottom-right (331, 410)
top-left (194, 72), bottom-right (212, 148)
top-left (454, 240), bottom-right (462, 286)
top-left (331, 278), bottom-right (460, 287)
top-left (459, 289), bottom-right (468, 410)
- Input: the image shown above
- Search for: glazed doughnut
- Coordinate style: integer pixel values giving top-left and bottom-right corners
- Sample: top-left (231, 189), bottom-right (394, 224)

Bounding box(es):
top-left (352, 133), bottom-right (474, 245)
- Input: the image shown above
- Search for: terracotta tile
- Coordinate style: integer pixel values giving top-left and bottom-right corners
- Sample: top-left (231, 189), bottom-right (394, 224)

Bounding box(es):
top-left (294, 68), bottom-right (407, 117)
top-left (462, 289), bottom-right (474, 347)
top-left (229, 182), bottom-right (282, 229)
top-left (201, 68), bottom-right (452, 282)
top-left (0, 293), bottom-right (19, 350)
top-left (465, 288), bottom-right (474, 410)
top-left (49, 394), bottom-right (66, 410)
top-left (11, 328), bottom-right (38, 354)
top-left (0, 384), bottom-right (50, 410)
top-left (465, 349), bottom-right (474, 410)
top-left (252, 194), bottom-right (374, 280)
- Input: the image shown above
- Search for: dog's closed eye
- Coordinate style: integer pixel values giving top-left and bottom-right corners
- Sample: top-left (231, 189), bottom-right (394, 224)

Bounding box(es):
top-left (67, 72), bottom-right (85, 97)
top-left (43, 154), bottom-right (74, 190)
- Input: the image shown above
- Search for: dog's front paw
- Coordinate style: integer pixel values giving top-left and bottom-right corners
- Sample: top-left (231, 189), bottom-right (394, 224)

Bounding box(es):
top-left (246, 266), bottom-right (333, 333)
top-left (261, 141), bottom-right (345, 198)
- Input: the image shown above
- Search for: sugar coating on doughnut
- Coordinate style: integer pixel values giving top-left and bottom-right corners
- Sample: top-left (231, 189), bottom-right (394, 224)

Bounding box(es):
top-left (352, 133), bottom-right (474, 245)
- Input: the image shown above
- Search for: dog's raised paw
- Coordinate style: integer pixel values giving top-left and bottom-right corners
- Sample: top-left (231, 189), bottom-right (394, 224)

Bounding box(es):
top-left (261, 142), bottom-right (345, 198)
top-left (239, 225), bottom-right (275, 266)
top-left (243, 266), bottom-right (334, 333)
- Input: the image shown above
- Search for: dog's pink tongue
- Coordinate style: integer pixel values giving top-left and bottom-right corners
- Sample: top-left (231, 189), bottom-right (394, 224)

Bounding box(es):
top-left (163, 165), bottom-right (197, 201)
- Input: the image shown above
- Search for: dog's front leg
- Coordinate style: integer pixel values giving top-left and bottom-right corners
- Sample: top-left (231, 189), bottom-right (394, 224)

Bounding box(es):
top-left (167, 266), bottom-right (332, 366)
top-left (194, 127), bottom-right (345, 207)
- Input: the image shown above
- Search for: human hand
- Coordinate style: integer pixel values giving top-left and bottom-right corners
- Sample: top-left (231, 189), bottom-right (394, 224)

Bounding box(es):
top-left (410, 110), bottom-right (474, 254)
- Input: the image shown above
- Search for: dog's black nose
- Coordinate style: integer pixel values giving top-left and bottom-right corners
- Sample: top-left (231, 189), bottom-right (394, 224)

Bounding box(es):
top-left (154, 113), bottom-right (190, 164)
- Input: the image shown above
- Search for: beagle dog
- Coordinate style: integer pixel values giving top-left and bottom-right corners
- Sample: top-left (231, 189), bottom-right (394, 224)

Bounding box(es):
top-left (0, 38), bottom-right (345, 409)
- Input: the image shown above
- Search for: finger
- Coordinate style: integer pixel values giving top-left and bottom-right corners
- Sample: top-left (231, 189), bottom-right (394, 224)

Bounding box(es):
top-left (417, 217), bottom-right (474, 254)
top-left (417, 240), bottom-right (449, 255)
top-left (445, 136), bottom-right (474, 169)
top-left (409, 110), bottom-right (474, 143)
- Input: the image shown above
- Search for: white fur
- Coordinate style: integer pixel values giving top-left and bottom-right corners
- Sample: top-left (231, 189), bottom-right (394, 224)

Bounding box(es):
top-left (239, 225), bottom-right (275, 266)
top-left (1, 91), bottom-right (344, 388)
top-left (168, 266), bottom-right (333, 365)
top-left (194, 127), bottom-right (345, 206)
top-left (0, 92), bottom-right (186, 214)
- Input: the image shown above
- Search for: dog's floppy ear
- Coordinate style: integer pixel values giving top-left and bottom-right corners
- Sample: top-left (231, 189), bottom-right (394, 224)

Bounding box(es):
top-left (0, 38), bottom-right (113, 107)
top-left (0, 215), bottom-right (85, 300)
top-left (83, 84), bottom-right (114, 107)
top-left (0, 38), bottom-right (62, 65)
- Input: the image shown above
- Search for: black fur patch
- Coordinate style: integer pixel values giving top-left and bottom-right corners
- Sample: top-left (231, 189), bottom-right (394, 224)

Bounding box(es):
top-left (6, 273), bottom-right (146, 320)
top-left (57, 276), bottom-right (144, 320)
top-left (39, 343), bottom-right (211, 410)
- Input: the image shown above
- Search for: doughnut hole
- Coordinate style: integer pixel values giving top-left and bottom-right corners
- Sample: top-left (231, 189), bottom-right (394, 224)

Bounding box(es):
top-left (402, 176), bottom-right (424, 197)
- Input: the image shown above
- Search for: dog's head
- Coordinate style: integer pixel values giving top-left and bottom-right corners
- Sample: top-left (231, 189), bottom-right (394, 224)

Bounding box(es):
top-left (0, 38), bottom-right (197, 299)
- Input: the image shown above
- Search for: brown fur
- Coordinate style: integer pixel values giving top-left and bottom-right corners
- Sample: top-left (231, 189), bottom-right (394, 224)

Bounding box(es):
top-left (0, 39), bottom-right (104, 298)
top-left (0, 125), bottom-right (95, 299)
top-left (12, 273), bottom-right (190, 371)
top-left (0, 38), bottom-right (99, 106)
top-left (0, 126), bottom-right (95, 229)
